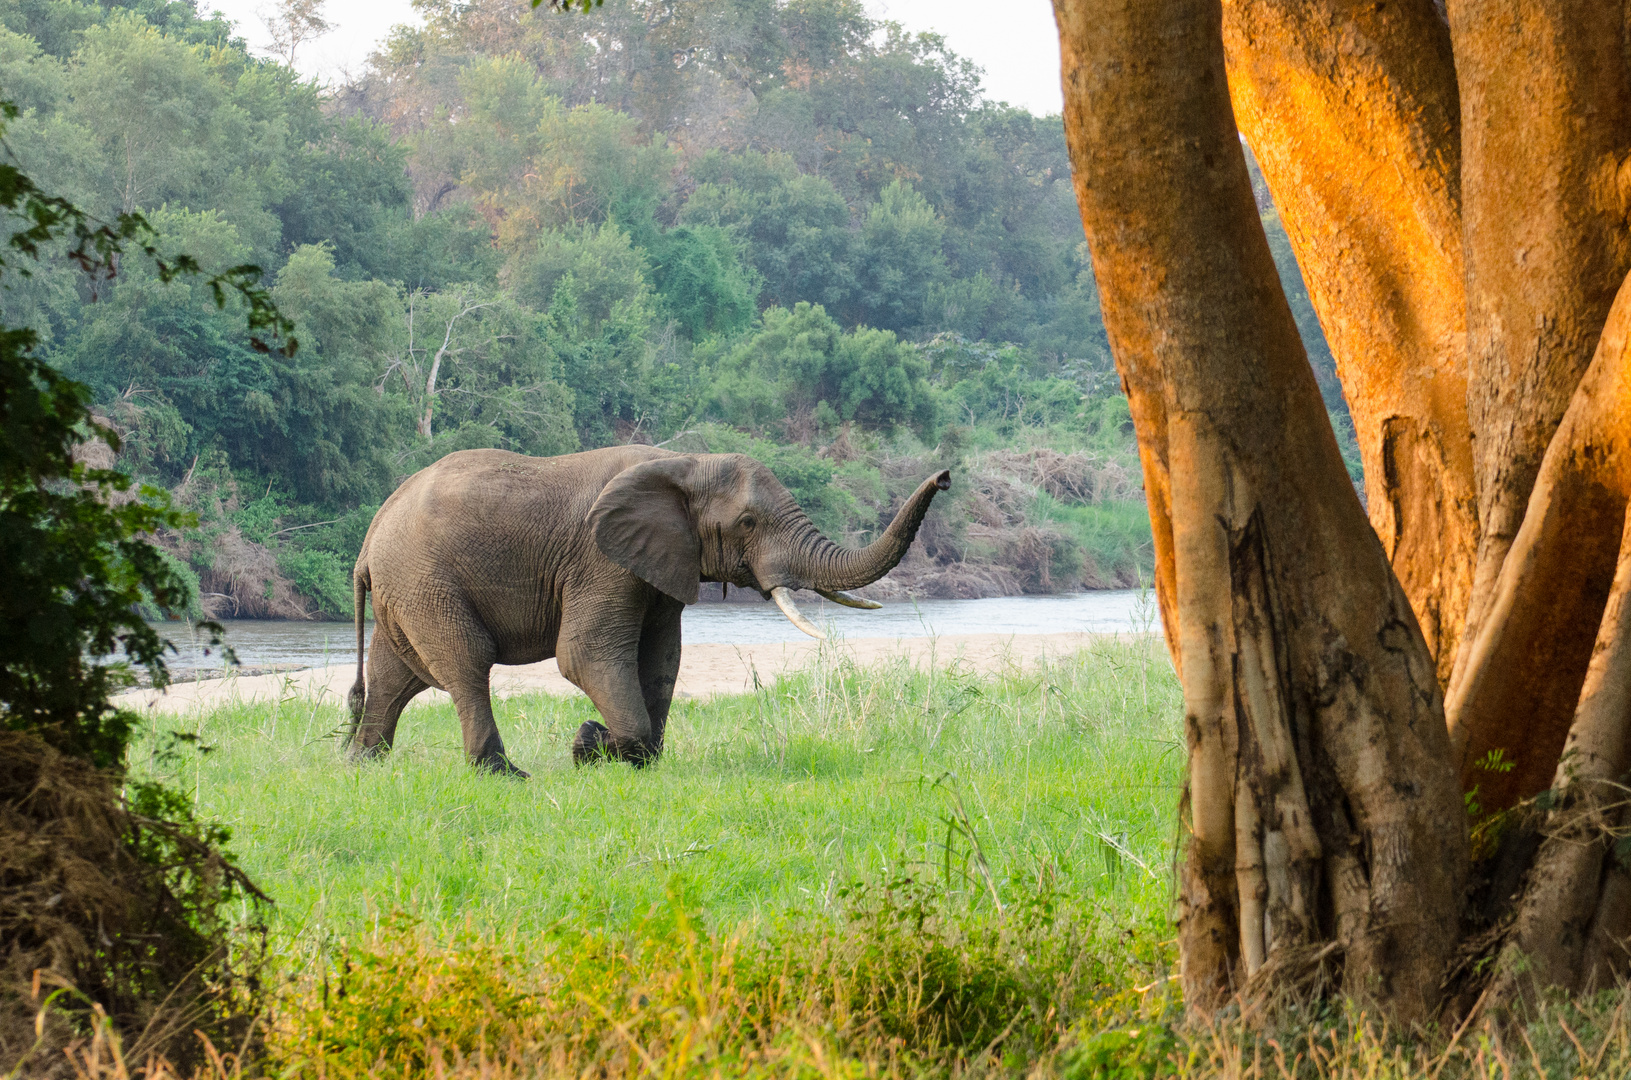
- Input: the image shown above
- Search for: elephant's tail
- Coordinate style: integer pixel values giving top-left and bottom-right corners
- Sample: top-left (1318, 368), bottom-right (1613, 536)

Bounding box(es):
top-left (348, 563), bottom-right (369, 727)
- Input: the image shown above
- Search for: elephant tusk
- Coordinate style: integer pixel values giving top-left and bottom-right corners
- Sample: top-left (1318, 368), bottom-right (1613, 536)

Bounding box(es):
top-left (771, 586), bottom-right (827, 639)
top-left (815, 588), bottom-right (881, 610)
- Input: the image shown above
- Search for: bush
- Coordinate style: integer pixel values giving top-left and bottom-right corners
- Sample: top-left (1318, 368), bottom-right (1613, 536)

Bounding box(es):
top-left (1064, 1024), bottom-right (1178, 1080)
top-left (704, 303), bottom-right (936, 439)
top-left (0, 103), bottom-right (274, 1075)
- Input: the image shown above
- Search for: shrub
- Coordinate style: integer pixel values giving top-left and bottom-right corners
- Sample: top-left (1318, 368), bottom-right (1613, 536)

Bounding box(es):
top-left (0, 100), bottom-right (276, 1075)
top-left (269, 874), bottom-right (1137, 1078)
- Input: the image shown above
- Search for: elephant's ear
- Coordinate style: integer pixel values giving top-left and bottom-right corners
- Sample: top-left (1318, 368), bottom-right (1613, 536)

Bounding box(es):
top-left (588, 456), bottom-right (701, 604)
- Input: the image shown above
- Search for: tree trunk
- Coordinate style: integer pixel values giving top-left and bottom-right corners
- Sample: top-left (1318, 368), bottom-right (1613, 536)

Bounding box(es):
top-left (1221, 0), bottom-right (1478, 688)
top-left (1472, 270), bottom-right (1631, 1000)
top-left (1053, 0), bottom-right (1468, 1021)
top-left (1441, 0), bottom-right (1631, 808)
top-left (1495, 509), bottom-right (1631, 998)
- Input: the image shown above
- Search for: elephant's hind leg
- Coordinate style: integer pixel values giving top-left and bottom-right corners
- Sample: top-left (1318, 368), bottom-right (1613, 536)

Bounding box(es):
top-left (397, 609), bottom-right (526, 778)
top-left (445, 671), bottom-right (529, 778)
top-left (351, 633), bottom-right (428, 760)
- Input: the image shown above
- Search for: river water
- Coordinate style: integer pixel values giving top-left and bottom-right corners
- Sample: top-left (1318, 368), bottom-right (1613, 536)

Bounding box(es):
top-left (150, 589), bottom-right (1161, 678)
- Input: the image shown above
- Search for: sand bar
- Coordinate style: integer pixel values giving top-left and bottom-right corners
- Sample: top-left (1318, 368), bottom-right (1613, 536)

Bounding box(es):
top-left (115, 633), bottom-right (1118, 717)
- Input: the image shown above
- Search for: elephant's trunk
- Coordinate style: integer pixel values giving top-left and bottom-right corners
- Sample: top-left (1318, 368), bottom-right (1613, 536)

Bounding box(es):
top-left (785, 470), bottom-right (951, 592)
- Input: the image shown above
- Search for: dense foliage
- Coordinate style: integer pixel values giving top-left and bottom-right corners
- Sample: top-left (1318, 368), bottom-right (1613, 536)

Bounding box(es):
top-left (0, 0), bottom-right (1350, 614)
top-left (0, 83), bottom-right (277, 1073)
top-left (0, 86), bottom-right (290, 761)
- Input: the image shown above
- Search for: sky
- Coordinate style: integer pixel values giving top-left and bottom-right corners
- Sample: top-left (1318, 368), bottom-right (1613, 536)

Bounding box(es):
top-left (202, 0), bottom-right (1066, 116)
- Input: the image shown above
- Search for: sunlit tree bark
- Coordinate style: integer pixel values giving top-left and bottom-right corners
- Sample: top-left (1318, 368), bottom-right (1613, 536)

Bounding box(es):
top-left (1440, 0), bottom-right (1631, 810)
top-left (1054, 0), bottom-right (1631, 1019)
top-left (1221, 0), bottom-right (1476, 689)
top-left (1054, 0), bottom-right (1466, 1020)
top-left (1489, 275), bottom-right (1631, 995)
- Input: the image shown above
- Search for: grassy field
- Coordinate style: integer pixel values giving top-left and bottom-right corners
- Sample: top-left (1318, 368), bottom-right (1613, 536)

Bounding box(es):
top-left (119, 637), bottom-right (1180, 1075)
top-left (137, 635), bottom-right (1181, 948)
top-left (120, 638), bottom-right (1631, 1080)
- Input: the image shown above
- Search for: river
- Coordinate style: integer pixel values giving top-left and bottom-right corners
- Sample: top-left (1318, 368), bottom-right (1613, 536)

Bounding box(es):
top-left (149, 589), bottom-right (1161, 678)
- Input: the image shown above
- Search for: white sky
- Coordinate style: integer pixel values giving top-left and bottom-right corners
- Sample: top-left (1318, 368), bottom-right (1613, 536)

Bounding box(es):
top-left (202, 0), bottom-right (1065, 116)
top-left (867, 0), bottom-right (1062, 115)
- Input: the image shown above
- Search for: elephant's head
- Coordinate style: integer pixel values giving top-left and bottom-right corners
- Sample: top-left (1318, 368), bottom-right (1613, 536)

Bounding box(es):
top-left (587, 452), bottom-right (951, 638)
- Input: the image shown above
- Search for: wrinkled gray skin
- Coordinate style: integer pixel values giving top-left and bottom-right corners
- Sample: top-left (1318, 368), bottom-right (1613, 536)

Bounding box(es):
top-left (346, 447), bottom-right (951, 775)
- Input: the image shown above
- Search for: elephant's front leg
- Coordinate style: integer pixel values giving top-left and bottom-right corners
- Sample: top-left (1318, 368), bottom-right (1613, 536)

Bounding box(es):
top-left (638, 596), bottom-right (684, 755)
top-left (557, 613), bottom-right (657, 766)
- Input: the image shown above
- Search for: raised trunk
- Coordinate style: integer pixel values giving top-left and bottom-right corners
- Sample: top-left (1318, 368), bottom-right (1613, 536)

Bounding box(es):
top-left (1442, 0), bottom-right (1631, 803)
top-left (1221, 0), bottom-right (1477, 687)
top-left (1055, 0), bottom-right (1468, 1021)
top-left (788, 470), bottom-right (950, 591)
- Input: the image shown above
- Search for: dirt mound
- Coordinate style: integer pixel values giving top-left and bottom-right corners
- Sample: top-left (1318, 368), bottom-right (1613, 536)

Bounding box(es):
top-left (193, 526), bottom-right (314, 620)
top-left (0, 734), bottom-right (265, 1077)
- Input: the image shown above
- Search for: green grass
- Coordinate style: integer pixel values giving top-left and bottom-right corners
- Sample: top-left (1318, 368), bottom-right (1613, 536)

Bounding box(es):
top-left (133, 637), bottom-right (1183, 955)
top-left (115, 640), bottom-right (1631, 1079)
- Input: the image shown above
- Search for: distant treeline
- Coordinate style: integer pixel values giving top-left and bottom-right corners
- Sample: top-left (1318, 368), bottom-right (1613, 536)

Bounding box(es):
top-left (0, 0), bottom-right (1355, 616)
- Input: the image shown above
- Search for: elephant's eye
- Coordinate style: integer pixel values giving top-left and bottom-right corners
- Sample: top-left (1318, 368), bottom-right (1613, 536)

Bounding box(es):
top-left (739, 515), bottom-right (756, 532)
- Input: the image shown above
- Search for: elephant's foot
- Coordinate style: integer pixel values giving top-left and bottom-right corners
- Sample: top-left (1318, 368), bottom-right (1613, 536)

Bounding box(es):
top-left (472, 752), bottom-right (530, 779)
top-left (619, 737), bottom-right (660, 769)
top-left (572, 720), bottom-right (660, 767)
top-left (572, 720), bottom-right (612, 765)
top-left (345, 738), bottom-right (390, 763)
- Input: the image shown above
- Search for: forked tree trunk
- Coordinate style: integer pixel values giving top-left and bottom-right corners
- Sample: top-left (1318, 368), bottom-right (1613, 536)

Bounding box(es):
top-left (1056, 0), bottom-right (1631, 1022)
top-left (1482, 271), bottom-right (1631, 996)
top-left (1222, 0), bottom-right (1631, 817)
top-left (1441, 0), bottom-right (1631, 809)
top-left (1054, 0), bottom-right (1468, 1020)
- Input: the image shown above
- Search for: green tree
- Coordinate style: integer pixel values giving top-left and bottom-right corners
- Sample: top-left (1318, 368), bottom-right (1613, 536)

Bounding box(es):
top-left (61, 220), bottom-right (394, 507)
top-left (848, 179), bottom-right (948, 334)
top-left (928, 334), bottom-right (1085, 434)
top-left (414, 54), bottom-right (674, 252)
top-left (68, 13), bottom-right (229, 215)
top-left (0, 101), bottom-right (291, 765)
top-left (644, 223), bottom-right (759, 340)
top-left (704, 301), bottom-right (934, 437)
top-left (382, 283), bottom-right (578, 466)
top-left (507, 223), bottom-right (668, 443)
top-left (678, 150), bottom-right (856, 313)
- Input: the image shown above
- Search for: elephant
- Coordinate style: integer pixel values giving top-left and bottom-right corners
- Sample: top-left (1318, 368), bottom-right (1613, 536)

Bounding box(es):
top-left (345, 446), bottom-right (951, 775)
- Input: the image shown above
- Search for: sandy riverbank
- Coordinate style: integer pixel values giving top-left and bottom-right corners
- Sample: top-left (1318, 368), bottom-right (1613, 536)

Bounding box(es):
top-left (115, 633), bottom-right (1124, 717)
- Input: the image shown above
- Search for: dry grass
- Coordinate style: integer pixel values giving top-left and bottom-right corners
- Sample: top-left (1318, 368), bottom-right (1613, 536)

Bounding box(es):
top-left (42, 970), bottom-right (1631, 1079)
top-left (0, 734), bottom-right (266, 1080)
top-left (1067, 987), bottom-right (1631, 1080)
top-left (978, 449), bottom-right (1143, 508)
top-left (192, 526), bottom-right (316, 621)
top-left (857, 445), bottom-right (1151, 600)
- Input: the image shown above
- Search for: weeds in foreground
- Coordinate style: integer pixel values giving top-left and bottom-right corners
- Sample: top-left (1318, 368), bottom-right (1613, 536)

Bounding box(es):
top-left (1064, 989), bottom-right (1631, 1080)
top-left (261, 875), bottom-right (1153, 1079)
top-left (36, 926), bottom-right (1631, 1080)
